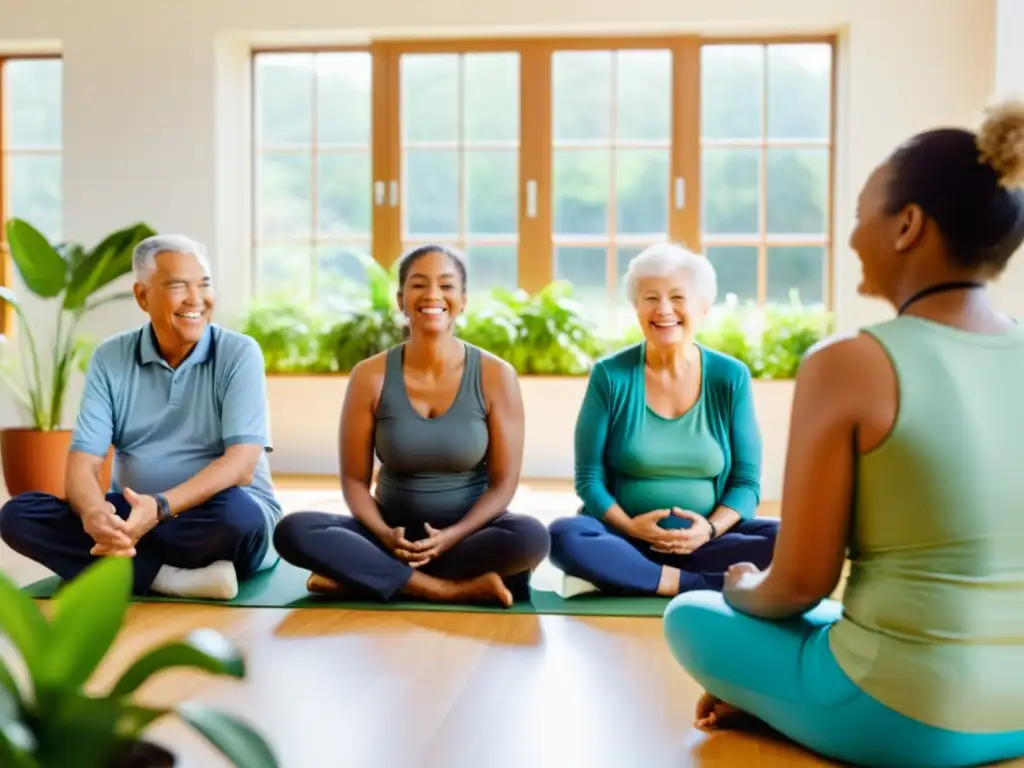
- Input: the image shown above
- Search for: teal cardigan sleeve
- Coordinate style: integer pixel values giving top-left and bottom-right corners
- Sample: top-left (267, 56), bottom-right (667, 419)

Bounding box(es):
top-left (717, 363), bottom-right (762, 519)
top-left (574, 362), bottom-right (619, 518)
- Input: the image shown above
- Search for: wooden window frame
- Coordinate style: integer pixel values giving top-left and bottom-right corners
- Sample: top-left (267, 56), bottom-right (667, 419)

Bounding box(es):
top-left (251, 33), bottom-right (836, 309)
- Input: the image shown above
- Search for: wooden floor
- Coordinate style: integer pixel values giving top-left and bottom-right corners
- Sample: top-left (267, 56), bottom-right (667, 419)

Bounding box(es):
top-left (0, 477), bottom-right (940, 767)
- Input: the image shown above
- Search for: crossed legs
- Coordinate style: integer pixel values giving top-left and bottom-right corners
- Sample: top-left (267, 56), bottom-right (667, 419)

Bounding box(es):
top-left (548, 515), bottom-right (779, 595)
top-left (0, 488), bottom-right (270, 597)
top-left (273, 511), bottom-right (550, 606)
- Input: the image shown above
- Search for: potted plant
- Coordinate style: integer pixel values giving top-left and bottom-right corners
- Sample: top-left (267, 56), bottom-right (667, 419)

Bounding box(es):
top-left (0, 217), bottom-right (156, 497)
top-left (0, 556), bottom-right (279, 767)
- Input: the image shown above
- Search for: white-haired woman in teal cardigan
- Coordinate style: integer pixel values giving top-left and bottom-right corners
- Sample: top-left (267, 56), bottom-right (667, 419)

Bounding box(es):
top-left (547, 242), bottom-right (778, 597)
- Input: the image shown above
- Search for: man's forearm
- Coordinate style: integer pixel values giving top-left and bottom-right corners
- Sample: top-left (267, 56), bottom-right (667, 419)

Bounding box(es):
top-left (65, 452), bottom-right (109, 518)
top-left (162, 448), bottom-right (258, 516)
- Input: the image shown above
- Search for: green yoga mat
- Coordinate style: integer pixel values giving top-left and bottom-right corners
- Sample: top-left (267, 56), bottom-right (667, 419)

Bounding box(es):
top-left (22, 561), bottom-right (670, 618)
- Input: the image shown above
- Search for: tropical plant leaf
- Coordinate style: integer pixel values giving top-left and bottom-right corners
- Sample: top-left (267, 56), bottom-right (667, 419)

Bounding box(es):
top-left (0, 682), bottom-right (33, 765)
top-left (33, 691), bottom-right (133, 768)
top-left (42, 557), bottom-right (131, 691)
top-left (0, 286), bottom-right (46, 426)
top-left (4, 218), bottom-right (67, 298)
top-left (176, 703), bottom-right (278, 768)
top-left (63, 223), bottom-right (154, 310)
top-left (108, 628), bottom-right (245, 699)
top-left (0, 572), bottom-right (49, 684)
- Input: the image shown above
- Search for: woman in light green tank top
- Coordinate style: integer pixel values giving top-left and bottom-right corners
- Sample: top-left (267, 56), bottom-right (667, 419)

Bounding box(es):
top-left (664, 101), bottom-right (1024, 767)
top-left (273, 246), bottom-right (550, 607)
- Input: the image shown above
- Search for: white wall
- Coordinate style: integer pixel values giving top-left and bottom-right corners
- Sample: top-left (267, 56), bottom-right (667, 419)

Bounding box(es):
top-left (0, 0), bottom-right (1009, 458)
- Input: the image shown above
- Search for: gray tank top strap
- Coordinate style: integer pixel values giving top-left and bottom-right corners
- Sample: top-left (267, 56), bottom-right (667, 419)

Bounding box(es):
top-left (378, 343), bottom-right (406, 412)
top-left (461, 343), bottom-right (486, 413)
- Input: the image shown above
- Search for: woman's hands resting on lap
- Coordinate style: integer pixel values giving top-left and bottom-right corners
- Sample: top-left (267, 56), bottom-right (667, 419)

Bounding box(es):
top-left (624, 508), bottom-right (713, 555)
top-left (387, 523), bottom-right (461, 568)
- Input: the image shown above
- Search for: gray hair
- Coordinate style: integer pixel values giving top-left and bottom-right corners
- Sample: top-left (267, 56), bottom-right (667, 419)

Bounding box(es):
top-left (623, 242), bottom-right (718, 308)
top-left (132, 234), bottom-right (211, 283)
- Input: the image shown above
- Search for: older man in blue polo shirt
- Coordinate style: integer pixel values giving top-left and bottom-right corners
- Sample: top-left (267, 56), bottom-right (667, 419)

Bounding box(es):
top-left (0, 234), bottom-right (282, 599)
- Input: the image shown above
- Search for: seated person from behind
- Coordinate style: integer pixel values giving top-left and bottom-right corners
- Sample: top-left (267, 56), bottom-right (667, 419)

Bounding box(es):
top-left (662, 101), bottom-right (1024, 768)
top-left (548, 243), bottom-right (777, 597)
top-left (0, 235), bottom-right (281, 600)
top-left (273, 245), bottom-right (550, 607)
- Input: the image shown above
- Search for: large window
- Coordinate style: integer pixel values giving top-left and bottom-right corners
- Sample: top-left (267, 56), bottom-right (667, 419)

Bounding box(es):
top-left (0, 55), bottom-right (63, 335)
top-left (252, 37), bottom-right (834, 322)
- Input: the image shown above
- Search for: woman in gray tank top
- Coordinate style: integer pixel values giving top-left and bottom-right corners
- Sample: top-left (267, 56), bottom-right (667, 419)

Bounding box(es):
top-left (273, 246), bottom-right (550, 606)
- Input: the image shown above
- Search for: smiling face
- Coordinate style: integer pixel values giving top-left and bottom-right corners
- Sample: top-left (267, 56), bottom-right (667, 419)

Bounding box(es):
top-left (397, 249), bottom-right (465, 336)
top-left (634, 269), bottom-right (708, 350)
top-left (133, 250), bottom-right (214, 352)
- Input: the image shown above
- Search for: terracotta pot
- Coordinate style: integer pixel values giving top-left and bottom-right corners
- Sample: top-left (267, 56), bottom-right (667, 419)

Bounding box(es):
top-left (0, 429), bottom-right (113, 499)
top-left (110, 740), bottom-right (176, 768)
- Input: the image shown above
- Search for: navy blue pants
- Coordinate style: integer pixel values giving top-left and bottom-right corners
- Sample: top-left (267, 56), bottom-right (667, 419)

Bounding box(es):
top-left (548, 514), bottom-right (779, 594)
top-left (273, 511), bottom-right (551, 601)
top-left (0, 488), bottom-right (270, 595)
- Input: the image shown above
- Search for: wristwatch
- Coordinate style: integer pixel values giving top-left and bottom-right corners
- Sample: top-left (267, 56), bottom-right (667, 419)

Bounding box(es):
top-left (154, 493), bottom-right (172, 523)
top-left (707, 520), bottom-right (718, 540)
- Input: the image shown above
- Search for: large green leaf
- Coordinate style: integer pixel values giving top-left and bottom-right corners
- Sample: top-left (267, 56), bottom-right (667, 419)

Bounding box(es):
top-left (42, 558), bottom-right (131, 691)
top-left (0, 572), bottom-right (49, 684)
top-left (176, 703), bottom-right (278, 768)
top-left (0, 682), bottom-right (34, 766)
top-left (33, 691), bottom-right (131, 768)
top-left (108, 629), bottom-right (244, 699)
top-left (63, 223), bottom-right (155, 310)
top-left (4, 218), bottom-right (67, 299)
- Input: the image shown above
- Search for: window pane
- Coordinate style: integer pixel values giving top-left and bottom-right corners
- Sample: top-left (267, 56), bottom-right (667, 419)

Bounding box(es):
top-left (465, 244), bottom-right (517, 294)
top-left (616, 50), bottom-right (671, 141)
top-left (553, 51), bottom-right (612, 142)
top-left (616, 148), bottom-right (669, 235)
top-left (317, 244), bottom-right (371, 300)
top-left (705, 245), bottom-right (757, 304)
top-left (701, 45), bottom-right (763, 140)
top-left (464, 53), bottom-right (519, 143)
top-left (767, 245), bottom-right (826, 305)
top-left (317, 152), bottom-right (371, 237)
top-left (404, 149), bottom-right (459, 237)
top-left (702, 148), bottom-right (760, 235)
top-left (255, 54), bottom-right (313, 147)
top-left (6, 59), bottom-right (62, 149)
top-left (615, 244), bottom-right (645, 327)
top-left (767, 44), bottom-right (832, 140)
top-left (554, 150), bottom-right (611, 236)
top-left (9, 154), bottom-right (62, 242)
top-left (402, 54), bottom-right (458, 143)
top-left (554, 246), bottom-right (607, 307)
top-left (259, 243), bottom-right (313, 298)
top-left (466, 149), bottom-right (518, 236)
top-left (257, 153), bottom-right (312, 238)
top-left (766, 147), bottom-right (829, 235)
top-left (316, 52), bottom-right (372, 145)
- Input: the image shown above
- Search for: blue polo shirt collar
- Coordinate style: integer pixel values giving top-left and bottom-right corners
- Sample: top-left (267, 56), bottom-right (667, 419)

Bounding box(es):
top-left (138, 322), bottom-right (213, 370)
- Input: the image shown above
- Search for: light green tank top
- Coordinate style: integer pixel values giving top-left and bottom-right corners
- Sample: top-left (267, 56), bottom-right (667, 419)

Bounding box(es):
top-left (829, 315), bottom-right (1024, 734)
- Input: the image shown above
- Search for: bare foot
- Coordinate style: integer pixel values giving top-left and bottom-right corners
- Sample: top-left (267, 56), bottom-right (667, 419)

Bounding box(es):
top-left (456, 573), bottom-right (514, 607)
top-left (306, 573), bottom-right (346, 595)
top-left (695, 692), bottom-right (744, 729)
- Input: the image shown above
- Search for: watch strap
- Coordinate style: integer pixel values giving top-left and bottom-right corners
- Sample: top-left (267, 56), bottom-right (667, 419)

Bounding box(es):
top-left (154, 493), bottom-right (172, 523)
top-left (707, 519), bottom-right (718, 540)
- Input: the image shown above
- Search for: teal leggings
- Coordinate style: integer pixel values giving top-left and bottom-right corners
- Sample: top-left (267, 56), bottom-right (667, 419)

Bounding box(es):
top-left (663, 592), bottom-right (1024, 767)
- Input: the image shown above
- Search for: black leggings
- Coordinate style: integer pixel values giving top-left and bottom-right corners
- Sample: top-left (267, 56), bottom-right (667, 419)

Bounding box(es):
top-left (273, 511), bottom-right (551, 601)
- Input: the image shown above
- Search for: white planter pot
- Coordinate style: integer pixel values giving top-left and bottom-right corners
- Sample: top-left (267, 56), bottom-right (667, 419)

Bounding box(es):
top-left (266, 375), bottom-right (795, 502)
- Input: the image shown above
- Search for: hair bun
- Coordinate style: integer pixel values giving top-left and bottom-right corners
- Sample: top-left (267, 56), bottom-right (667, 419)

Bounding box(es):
top-left (977, 97), bottom-right (1024, 188)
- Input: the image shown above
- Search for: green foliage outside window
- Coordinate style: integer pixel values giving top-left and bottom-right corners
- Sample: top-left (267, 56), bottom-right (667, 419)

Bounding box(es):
top-left (237, 253), bottom-right (832, 380)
